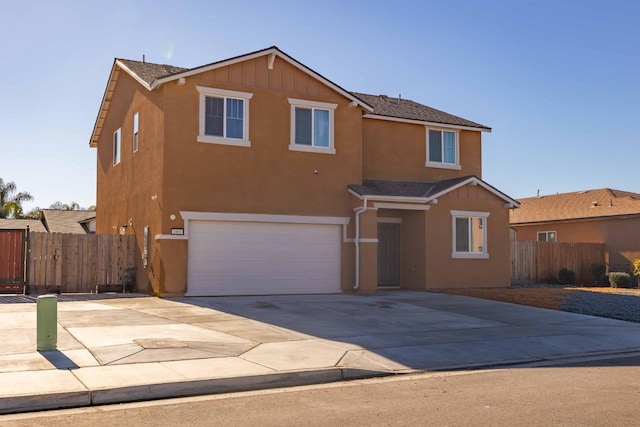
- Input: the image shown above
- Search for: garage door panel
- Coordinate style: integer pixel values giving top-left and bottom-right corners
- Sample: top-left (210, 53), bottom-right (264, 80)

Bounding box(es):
top-left (187, 220), bottom-right (341, 296)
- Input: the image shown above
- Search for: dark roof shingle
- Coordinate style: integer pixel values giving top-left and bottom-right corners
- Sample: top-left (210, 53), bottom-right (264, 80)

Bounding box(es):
top-left (115, 55), bottom-right (489, 131)
top-left (117, 59), bottom-right (188, 85)
top-left (352, 92), bottom-right (490, 131)
top-left (348, 176), bottom-right (474, 198)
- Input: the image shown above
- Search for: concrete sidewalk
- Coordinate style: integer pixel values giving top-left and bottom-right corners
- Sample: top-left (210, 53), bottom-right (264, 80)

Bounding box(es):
top-left (1, 291), bottom-right (640, 414)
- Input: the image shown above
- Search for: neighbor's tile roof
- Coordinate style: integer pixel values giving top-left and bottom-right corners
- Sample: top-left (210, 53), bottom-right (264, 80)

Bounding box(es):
top-left (351, 92), bottom-right (491, 131)
top-left (510, 188), bottom-right (640, 224)
top-left (118, 59), bottom-right (188, 85)
top-left (115, 58), bottom-right (489, 131)
top-left (348, 176), bottom-right (474, 198)
top-left (0, 219), bottom-right (47, 233)
top-left (42, 210), bottom-right (96, 234)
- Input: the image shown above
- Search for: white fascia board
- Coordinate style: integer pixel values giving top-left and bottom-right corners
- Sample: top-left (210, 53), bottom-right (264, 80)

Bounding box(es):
top-left (373, 202), bottom-right (431, 211)
top-left (90, 63), bottom-right (121, 148)
top-left (152, 49), bottom-right (275, 88)
top-left (426, 177), bottom-right (520, 207)
top-left (115, 59), bottom-right (153, 91)
top-left (150, 48), bottom-right (374, 112)
top-left (180, 211), bottom-right (350, 225)
top-left (347, 188), bottom-right (428, 203)
top-left (363, 114), bottom-right (492, 133)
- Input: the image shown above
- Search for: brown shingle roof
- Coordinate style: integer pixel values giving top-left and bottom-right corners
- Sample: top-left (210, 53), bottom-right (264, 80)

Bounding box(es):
top-left (115, 57), bottom-right (488, 131)
top-left (0, 219), bottom-right (47, 232)
top-left (117, 59), bottom-right (188, 85)
top-left (352, 92), bottom-right (490, 131)
top-left (349, 176), bottom-right (474, 198)
top-left (510, 188), bottom-right (640, 224)
top-left (42, 210), bottom-right (96, 234)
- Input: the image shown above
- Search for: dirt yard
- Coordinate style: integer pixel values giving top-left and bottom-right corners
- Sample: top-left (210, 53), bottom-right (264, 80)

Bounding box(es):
top-left (432, 286), bottom-right (640, 311)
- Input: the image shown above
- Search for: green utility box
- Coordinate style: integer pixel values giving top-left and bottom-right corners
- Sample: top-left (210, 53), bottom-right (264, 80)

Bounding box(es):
top-left (36, 295), bottom-right (57, 351)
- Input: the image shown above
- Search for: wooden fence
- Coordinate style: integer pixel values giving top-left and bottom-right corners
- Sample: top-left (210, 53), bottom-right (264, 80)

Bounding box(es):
top-left (28, 232), bottom-right (136, 293)
top-left (511, 241), bottom-right (606, 285)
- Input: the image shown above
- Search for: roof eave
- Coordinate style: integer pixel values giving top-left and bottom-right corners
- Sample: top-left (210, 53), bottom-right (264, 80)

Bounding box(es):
top-left (150, 47), bottom-right (374, 112)
top-left (425, 177), bottom-right (520, 207)
top-left (363, 113), bottom-right (492, 132)
top-left (511, 212), bottom-right (640, 226)
top-left (89, 61), bottom-right (121, 148)
top-left (347, 188), bottom-right (429, 203)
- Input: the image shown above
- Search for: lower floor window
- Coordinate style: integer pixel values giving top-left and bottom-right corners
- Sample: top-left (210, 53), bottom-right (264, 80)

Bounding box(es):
top-left (451, 210), bottom-right (489, 259)
top-left (537, 231), bottom-right (557, 242)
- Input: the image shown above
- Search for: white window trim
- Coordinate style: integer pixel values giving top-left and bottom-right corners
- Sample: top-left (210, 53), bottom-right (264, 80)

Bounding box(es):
top-left (113, 128), bottom-right (121, 166)
top-left (132, 112), bottom-right (139, 153)
top-left (197, 86), bottom-right (253, 147)
top-left (537, 231), bottom-right (557, 242)
top-left (450, 210), bottom-right (489, 259)
top-left (426, 128), bottom-right (461, 170)
top-left (288, 98), bottom-right (337, 154)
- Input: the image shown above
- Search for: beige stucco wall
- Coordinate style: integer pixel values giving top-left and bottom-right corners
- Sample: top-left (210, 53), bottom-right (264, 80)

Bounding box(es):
top-left (513, 217), bottom-right (640, 272)
top-left (362, 120), bottom-right (482, 182)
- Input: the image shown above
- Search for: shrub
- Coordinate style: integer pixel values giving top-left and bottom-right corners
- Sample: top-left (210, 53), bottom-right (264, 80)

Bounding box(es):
top-left (607, 272), bottom-right (632, 288)
top-left (557, 268), bottom-right (576, 286)
top-left (589, 263), bottom-right (609, 286)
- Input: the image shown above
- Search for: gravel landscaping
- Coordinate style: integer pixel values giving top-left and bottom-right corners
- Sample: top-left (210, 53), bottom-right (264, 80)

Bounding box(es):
top-left (433, 286), bottom-right (640, 324)
top-left (560, 290), bottom-right (640, 323)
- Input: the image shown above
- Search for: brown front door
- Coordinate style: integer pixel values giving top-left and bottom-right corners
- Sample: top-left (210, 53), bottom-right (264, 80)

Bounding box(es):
top-left (378, 223), bottom-right (400, 286)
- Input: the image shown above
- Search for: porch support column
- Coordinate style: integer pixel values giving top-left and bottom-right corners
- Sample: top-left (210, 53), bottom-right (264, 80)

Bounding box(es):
top-left (357, 208), bottom-right (378, 293)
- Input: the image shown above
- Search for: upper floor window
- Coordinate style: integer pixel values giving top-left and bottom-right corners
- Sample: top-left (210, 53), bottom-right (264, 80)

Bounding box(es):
top-left (537, 231), bottom-right (557, 242)
top-left (113, 128), bottom-right (121, 166)
top-left (451, 210), bottom-right (489, 259)
top-left (288, 98), bottom-right (337, 154)
top-left (132, 112), bottom-right (139, 153)
top-left (426, 129), bottom-right (460, 170)
top-left (197, 86), bottom-right (253, 147)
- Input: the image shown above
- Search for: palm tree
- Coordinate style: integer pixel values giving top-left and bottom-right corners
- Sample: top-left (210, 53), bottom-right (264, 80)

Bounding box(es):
top-left (0, 178), bottom-right (33, 219)
top-left (49, 201), bottom-right (81, 211)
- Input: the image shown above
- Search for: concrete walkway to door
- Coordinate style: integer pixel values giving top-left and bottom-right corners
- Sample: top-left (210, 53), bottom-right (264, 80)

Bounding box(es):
top-left (1, 291), bottom-right (639, 415)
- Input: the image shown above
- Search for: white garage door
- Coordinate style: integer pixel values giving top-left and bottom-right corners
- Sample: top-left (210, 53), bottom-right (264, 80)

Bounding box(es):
top-left (187, 220), bottom-right (342, 296)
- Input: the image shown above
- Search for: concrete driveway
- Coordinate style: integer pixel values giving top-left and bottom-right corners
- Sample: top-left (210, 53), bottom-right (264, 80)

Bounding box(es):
top-left (1, 291), bottom-right (640, 414)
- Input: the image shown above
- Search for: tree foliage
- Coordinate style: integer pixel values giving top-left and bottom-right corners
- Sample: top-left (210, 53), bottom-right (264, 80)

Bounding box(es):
top-left (0, 178), bottom-right (33, 219)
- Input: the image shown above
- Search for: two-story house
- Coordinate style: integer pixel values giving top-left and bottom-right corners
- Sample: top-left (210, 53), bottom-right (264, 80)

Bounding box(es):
top-left (90, 46), bottom-right (519, 296)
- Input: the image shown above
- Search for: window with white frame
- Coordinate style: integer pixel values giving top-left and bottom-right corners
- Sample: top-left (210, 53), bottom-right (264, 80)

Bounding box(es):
top-left (132, 112), bottom-right (139, 153)
top-left (426, 129), bottom-right (460, 169)
top-left (537, 231), bottom-right (557, 242)
top-left (113, 128), bottom-right (121, 166)
top-left (451, 210), bottom-right (489, 258)
top-left (197, 86), bottom-right (253, 147)
top-left (288, 98), bottom-right (337, 154)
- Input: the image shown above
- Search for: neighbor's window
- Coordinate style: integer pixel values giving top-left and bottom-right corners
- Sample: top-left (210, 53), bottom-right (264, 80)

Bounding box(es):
top-left (113, 128), bottom-right (121, 165)
top-left (451, 210), bottom-right (489, 259)
top-left (197, 86), bottom-right (253, 147)
top-left (132, 112), bottom-right (139, 153)
top-left (427, 129), bottom-right (460, 169)
top-left (288, 98), bottom-right (337, 154)
top-left (537, 231), bottom-right (557, 242)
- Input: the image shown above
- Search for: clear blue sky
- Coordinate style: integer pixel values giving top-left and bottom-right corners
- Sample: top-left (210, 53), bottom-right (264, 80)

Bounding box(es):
top-left (1, 0), bottom-right (638, 212)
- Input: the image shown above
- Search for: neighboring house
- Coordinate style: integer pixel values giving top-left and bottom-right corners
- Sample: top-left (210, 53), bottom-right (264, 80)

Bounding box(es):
top-left (89, 46), bottom-right (519, 297)
top-left (0, 219), bottom-right (47, 233)
top-left (42, 210), bottom-right (96, 234)
top-left (510, 188), bottom-right (640, 272)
